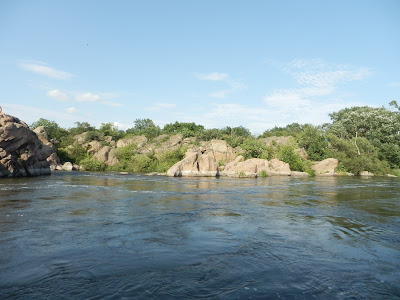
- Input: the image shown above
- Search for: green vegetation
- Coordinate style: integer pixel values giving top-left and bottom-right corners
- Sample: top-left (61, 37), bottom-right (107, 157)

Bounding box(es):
top-left (259, 170), bottom-right (267, 177)
top-left (30, 102), bottom-right (400, 176)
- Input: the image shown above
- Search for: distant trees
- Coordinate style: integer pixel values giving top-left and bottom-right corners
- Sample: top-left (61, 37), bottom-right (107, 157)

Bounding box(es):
top-left (28, 101), bottom-right (400, 175)
top-left (126, 118), bottom-right (161, 139)
top-left (163, 121), bottom-right (205, 138)
top-left (327, 105), bottom-right (400, 168)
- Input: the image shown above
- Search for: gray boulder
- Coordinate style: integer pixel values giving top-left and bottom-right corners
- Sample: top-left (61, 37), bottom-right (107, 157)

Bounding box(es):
top-left (0, 113), bottom-right (51, 177)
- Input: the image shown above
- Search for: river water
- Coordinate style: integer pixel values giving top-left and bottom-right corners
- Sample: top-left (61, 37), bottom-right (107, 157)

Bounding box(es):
top-left (0, 172), bottom-right (399, 299)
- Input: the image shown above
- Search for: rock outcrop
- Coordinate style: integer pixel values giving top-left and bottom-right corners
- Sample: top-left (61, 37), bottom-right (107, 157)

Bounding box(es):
top-left (166, 152), bottom-right (219, 177)
top-left (312, 158), bottom-right (338, 176)
top-left (117, 135), bottom-right (148, 148)
top-left (0, 113), bottom-right (52, 177)
top-left (93, 146), bottom-right (119, 166)
top-left (185, 140), bottom-right (236, 163)
top-left (33, 126), bottom-right (62, 170)
top-left (220, 157), bottom-right (291, 177)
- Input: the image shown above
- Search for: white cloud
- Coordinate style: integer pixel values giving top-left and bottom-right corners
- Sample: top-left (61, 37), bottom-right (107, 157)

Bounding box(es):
top-left (196, 72), bottom-right (229, 81)
top-left (196, 72), bottom-right (246, 99)
top-left (65, 107), bottom-right (78, 114)
top-left (75, 92), bottom-right (101, 102)
top-left (20, 61), bottom-right (73, 80)
top-left (46, 89), bottom-right (69, 102)
top-left (74, 92), bottom-right (121, 107)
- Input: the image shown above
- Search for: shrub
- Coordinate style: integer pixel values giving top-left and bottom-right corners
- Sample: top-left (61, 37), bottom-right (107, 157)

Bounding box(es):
top-left (298, 125), bottom-right (328, 161)
top-left (240, 138), bottom-right (268, 159)
top-left (259, 170), bottom-right (267, 177)
top-left (278, 144), bottom-right (305, 172)
top-left (80, 157), bottom-right (106, 171)
top-left (148, 146), bottom-right (187, 173)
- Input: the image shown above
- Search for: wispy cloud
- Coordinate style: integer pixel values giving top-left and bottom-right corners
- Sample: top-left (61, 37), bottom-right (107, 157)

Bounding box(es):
top-left (74, 92), bottom-right (121, 107)
top-left (196, 72), bottom-right (246, 99)
top-left (46, 89), bottom-right (69, 102)
top-left (196, 72), bottom-right (229, 81)
top-left (43, 88), bottom-right (121, 107)
top-left (75, 92), bottom-right (101, 103)
top-left (20, 61), bottom-right (73, 80)
top-left (264, 59), bottom-right (371, 110)
top-left (145, 102), bottom-right (177, 111)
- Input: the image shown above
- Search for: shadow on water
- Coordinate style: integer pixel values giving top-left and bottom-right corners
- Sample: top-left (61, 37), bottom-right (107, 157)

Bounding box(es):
top-left (0, 172), bottom-right (399, 299)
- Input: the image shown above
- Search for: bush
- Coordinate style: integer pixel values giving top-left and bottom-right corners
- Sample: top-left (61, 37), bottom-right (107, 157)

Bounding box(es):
top-left (379, 143), bottom-right (400, 169)
top-left (240, 138), bottom-right (268, 159)
top-left (326, 135), bottom-right (390, 175)
top-left (298, 125), bottom-right (328, 161)
top-left (83, 131), bottom-right (104, 143)
top-left (278, 144), bottom-right (305, 172)
top-left (59, 143), bottom-right (88, 164)
top-left (259, 170), bottom-right (267, 177)
top-left (80, 157), bottom-right (106, 171)
top-left (148, 146), bottom-right (187, 172)
top-left (131, 154), bottom-right (153, 171)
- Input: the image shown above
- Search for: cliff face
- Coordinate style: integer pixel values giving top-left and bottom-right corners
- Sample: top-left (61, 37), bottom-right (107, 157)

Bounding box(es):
top-left (0, 113), bottom-right (52, 177)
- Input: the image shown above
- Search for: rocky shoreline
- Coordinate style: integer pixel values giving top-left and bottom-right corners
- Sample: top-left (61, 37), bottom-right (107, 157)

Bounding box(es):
top-left (0, 112), bottom-right (394, 178)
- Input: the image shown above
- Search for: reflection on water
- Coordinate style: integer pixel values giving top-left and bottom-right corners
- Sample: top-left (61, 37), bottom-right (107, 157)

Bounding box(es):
top-left (0, 172), bottom-right (399, 299)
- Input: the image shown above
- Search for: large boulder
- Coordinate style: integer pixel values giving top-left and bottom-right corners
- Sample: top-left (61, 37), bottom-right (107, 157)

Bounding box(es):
top-left (166, 152), bottom-right (218, 177)
top-left (312, 158), bottom-right (338, 176)
top-left (359, 171), bottom-right (374, 176)
top-left (266, 159), bottom-right (291, 176)
top-left (33, 126), bottom-right (62, 170)
top-left (0, 113), bottom-right (51, 177)
top-left (62, 162), bottom-right (75, 171)
top-left (85, 140), bottom-right (103, 155)
top-left (117, 135), bottom-right (148, 148)
top-left (185, 140), bottom-right (236, 164)
top-left (93, 146), bottom-right (119, 166)
top-left (220, 157), bottom-right (291, 177)
top-left (202, 140), bottom-right (236, 164)
top-left (221, 157), bottom-right (267, 177)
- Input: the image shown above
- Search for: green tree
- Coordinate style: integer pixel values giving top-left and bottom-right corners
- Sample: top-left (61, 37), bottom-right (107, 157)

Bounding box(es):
top-left (30, 118), bottom-right (68, 145)
top-left (298, 125), bottom-right (328, 161)
top-left (328, 106), bottom-right (400, 145)
top-left (240, 138), bottom-right (268, 159)
top-left (278, 143), bottom-right (305, 172)
top-left (128, 118), bottom-right (161, 139)
top-left (99, 122), bottom-right (123, 140)
top-left (162, 121), bottom-right (204, 138)
top-left (260, 123), bottom-right (304, 138)
top-left (68, 122), bottom-right (96, 135)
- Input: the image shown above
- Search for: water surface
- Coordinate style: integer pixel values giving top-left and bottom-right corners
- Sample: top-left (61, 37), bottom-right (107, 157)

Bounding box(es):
top-left (0, 172), bottom-right (399, 299)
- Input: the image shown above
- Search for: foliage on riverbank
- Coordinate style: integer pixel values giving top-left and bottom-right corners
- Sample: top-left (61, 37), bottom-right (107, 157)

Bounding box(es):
top-left (30, 102), bottom-right (400, 175)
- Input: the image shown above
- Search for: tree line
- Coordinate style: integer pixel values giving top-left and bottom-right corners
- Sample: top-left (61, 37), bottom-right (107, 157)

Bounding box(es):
top-left (31, 102), bottom-right (400, 176)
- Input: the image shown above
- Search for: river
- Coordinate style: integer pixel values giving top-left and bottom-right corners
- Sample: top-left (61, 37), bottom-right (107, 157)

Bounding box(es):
top-left (0, 172), bottom-right (399, 299)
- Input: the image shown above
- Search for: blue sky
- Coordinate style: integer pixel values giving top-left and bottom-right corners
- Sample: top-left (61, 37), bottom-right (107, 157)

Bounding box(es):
top-left (1, 0), bottom-right (399, 134)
